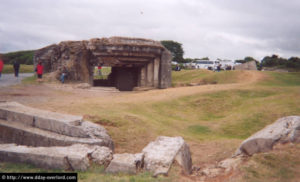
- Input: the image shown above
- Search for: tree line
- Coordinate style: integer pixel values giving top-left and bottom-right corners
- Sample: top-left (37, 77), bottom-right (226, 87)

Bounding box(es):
top-left (0, 50), bottom-right (35, 65)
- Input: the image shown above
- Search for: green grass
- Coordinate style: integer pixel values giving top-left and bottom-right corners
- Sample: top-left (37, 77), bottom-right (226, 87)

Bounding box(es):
top-left (93, 67), bottom-right (111, 80)
top-left (172, 70), bottom-right (248, 86)
top-left (22, 75), bottom-right (37, 84)
top-left (0, 162), bottom-right (175, 182)
top-left (2, 64), bottom-right (34, 74)
top-left (1, 70), bottom-right (300, 181)
top-left (259, 71), bottom-right (300, 87)
top-left (242, 143), bottom-right (300, 182)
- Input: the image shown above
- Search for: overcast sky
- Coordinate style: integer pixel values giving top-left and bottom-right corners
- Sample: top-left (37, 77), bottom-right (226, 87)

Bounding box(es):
top-left (1, 0), bottom-right (300, 61)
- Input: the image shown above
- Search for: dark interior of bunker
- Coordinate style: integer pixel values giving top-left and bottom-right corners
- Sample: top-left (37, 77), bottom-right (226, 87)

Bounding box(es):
top-left (93, 67), bottom-right (139, 91)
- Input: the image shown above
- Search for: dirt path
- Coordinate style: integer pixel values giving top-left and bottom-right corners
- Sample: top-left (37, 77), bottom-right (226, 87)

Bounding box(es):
top-left (0, 71), bottom-right (265, 110)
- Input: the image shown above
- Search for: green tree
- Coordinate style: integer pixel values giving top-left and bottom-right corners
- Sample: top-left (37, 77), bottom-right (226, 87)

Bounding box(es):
top-left (287, 57), bottom-right (300, 68)
top-left (161, 40), bottom-right (184, 63)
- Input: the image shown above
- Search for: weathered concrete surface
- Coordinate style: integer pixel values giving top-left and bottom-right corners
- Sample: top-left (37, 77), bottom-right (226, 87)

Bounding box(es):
top-left (235, 116), bottom-right (300, 156)
top-left (0, 102), bottom-right (114, 150)
top-left (90, 146), bottom-right (113, 167)
top-left (142, 136), bottom-right (192, 176)
top-left (0, 102), bottom-right (84, 136)
top-left (0, 144), bottom-right (113, 171)
top-left (234, 61), bottom-right (257, 70)
top-left (0, 119), bottom-right (110, 147)
top-left (34, 37), bottom-right (172, 90)
top-left (105, 153), bottom-right (144, 174)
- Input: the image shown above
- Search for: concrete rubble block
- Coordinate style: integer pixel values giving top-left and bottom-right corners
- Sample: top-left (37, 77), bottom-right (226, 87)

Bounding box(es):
top-left (0, 102), bottom-right (87, 137)
top-left (0, 144), bottom-right (113, 171)
top-left (0, 120), bottom-right (111, 149)
top-left (142, 136), bottom-right (192, 176)
top-left (198, 157), bottom-right (243, 179)
top-left (0, 144), bottom-right (89, 170)
top-left (6, 110), bottom-right (34, 126)
top-left (105, 153), bottom-right (144, 174)
top-left (0, 102), bottom-right (114, 147)
top-left (235, 116), bottom-right (300, 156)
top-left (217, 157), bottom-right (243, 173)
top-left (89, 146), bottom-right (113, 166)
top-left (34, 117), bottom-right (88, 138)
top-left (0, 102), bottom-right (34, 125)
top-left (81, 121), bottom-right (114, 151)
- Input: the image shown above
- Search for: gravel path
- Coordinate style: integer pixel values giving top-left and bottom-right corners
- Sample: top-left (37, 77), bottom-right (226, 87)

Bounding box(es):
top-left (0, 73), bottom-right (34, 87)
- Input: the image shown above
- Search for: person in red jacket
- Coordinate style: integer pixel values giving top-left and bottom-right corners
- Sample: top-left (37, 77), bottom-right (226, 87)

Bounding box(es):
top-left (36, 61), bottom-right (44, 82)
top-left (0, 55), bottom-right (3, 79)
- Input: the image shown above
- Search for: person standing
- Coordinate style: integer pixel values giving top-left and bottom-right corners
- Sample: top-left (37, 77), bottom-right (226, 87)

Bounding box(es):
top-left (13, 61), bottom-right (20, 77)
top-left (0, 55), bottom-right (3, 79)
top-left (97, 64), bottom-right (102, 76)
top-left (60, 66), bottom-right (67, 84)
top-left (217, 64), bottom-right (221, 72)
top-left (36, 61), bottom-right (44, 82)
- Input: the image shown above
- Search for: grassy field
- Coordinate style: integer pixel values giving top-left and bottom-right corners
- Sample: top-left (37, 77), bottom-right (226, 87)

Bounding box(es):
top-left (2, 64), bottom-right (34, 73)
top-left (1, 69), bottom-right (300, 182)
top-left (93, 67), bottom-right (112, 79)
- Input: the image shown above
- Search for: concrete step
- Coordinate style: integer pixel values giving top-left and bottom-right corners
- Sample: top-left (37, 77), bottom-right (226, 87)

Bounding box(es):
top-left (0, 144), bottom-right (113, 171)
top-left (0, 102), bottom-right (114, 151)
top-left (0, 102), bottom-right (86, 138)
top-left (89, 87), bottom-right (120, 92)
top-left (0, 119), bottom-right (112, 148)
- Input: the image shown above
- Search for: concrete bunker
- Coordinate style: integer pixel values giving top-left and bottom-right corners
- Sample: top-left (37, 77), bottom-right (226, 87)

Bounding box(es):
top-left (34, 37), bottom-right (172, 91)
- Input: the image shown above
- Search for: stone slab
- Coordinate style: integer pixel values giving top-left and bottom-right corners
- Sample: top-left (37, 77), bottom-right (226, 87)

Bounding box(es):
top-left (142, 136), bottom-right (192, 176)
top-left (0, 144), bottom-right (113, 171)
top-left (235, 116), bottom-right (300, 156)
top-left (105, 153), bottom-right (143, 174)
top-left (0, 102), bottom-right (86, 138)
top-left (0, 119), bottom-right (111, 149)
top-left (0, 102), bottom-right (114, 149)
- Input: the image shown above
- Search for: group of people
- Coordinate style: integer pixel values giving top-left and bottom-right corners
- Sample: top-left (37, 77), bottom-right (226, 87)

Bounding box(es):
top-left (0, 55), bottom-right (67, 84)
top-left (0, 54), bottom-right (21, 79)
top-left (35, 62), bottom-right (67, 83)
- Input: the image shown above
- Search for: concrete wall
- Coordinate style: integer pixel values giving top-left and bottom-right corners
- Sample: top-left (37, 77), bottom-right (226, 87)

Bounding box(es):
top-left (159, 50), bottom-right (172, 88)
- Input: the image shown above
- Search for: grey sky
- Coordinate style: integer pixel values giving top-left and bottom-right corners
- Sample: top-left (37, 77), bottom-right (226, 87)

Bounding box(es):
top-left (0, 0), bottom-right (300, 61)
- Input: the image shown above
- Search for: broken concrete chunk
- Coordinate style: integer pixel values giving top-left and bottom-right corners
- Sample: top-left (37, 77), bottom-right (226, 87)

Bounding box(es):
top-left (105, 153), bottom-right (144, 174)
top-left (0, 102), bottom-right (114, 150)
top-left (142, 136), bottom-right (192, 176)
top-left (0, 102), bottom-right (85, 137)
top-left (89, 146), bottom-right (113, 166)
top-left (0, 119), bottom-right (112, 149)
top-left (235, 116), bottom-right (300, 156)
top-left (0, 144), bottom-right (113, 171)
top-left (81, 121), bottom-right (115, 151)
top-left (175, 142), bottom-right (193, 174)
top-left (0, 144), bottom-right (90, 170)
